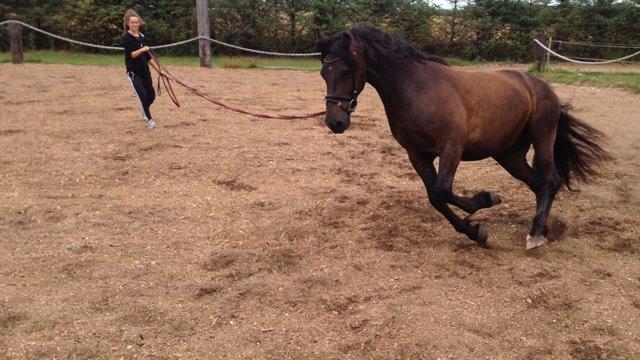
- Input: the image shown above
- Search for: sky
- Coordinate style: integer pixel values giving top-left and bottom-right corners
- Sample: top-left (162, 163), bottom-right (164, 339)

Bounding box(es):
top-left (430, 0), bottom-right (454, 9)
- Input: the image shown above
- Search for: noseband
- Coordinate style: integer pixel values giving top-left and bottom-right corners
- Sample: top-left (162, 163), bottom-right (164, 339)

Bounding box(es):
top-left (323, 57), bottom-right (364, 114)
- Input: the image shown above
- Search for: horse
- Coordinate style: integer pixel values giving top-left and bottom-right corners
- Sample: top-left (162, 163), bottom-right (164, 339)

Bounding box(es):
top-left (316, 26), bottom-right (610, 249)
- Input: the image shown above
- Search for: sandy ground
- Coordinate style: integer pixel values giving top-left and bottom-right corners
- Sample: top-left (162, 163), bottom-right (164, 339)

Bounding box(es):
top-left (0, 63), bottom-right (639, 359)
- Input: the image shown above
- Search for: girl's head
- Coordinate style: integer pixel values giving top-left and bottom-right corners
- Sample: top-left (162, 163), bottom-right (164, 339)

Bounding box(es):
top-left (123, 9), bottom-right (144, 32)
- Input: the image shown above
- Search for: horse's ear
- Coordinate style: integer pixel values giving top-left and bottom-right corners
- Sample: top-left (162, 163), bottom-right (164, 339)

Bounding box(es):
top-left (342, 31), bottom-right (360, 56)
top-left (315, 29), bottom-right (327, 51)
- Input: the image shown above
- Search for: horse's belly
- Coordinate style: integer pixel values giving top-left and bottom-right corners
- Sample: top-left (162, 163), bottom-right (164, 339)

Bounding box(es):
top-left (463, 109), bottom-right (530, 159)
top-left (462, 124), bottom-right (527, 160)
top-left (460, 148), bottom-right (496, 161)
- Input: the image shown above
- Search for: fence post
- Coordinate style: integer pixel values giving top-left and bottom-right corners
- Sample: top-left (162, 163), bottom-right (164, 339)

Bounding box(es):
top-left (534, 30), bottom-right (548, 72)
top-left (196, 0), bottom-right (212, 68)
top-left (546, 36), bottom-right (552, 66)
top-left (8, 21), bottom-right (24, 64)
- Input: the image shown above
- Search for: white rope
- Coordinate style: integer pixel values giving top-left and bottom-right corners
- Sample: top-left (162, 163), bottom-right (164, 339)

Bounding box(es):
top-left (552, 39), bottom-right (640, 50)
top-left (0, 20), bottom-right (320, 56)
top-left (201, 36), bottom-right (319, 57)
top-left (567, 56), bottom-right (613, 62)
top-left (1, 20), bottom-right (122, 50)
top-left (150, 37), bottom-right (200, 49)
top-left (534, 39), bottom-right (640, 65)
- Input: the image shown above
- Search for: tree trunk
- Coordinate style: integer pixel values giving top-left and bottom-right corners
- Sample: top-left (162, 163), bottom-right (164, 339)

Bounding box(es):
top-left (290, 11), bottom-right (297, 48)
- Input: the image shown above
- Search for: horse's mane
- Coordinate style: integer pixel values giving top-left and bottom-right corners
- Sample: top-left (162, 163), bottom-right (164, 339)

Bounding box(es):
top-left (321, 26), bottom-right (449, 73)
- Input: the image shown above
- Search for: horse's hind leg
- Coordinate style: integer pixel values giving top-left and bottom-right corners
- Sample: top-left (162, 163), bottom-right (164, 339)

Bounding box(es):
top-left (493, 140), bottom-right (539, 191)
top-left (516, 97), bottom-right (563, 249)
top-left (494, 124), bottom-right (561, 249)
top-left (526, 133), bottom-right (562, 249)
top-left (407, 146), bottom-right (487, 245)
top-left (494, 141), bottom-right (550, 249)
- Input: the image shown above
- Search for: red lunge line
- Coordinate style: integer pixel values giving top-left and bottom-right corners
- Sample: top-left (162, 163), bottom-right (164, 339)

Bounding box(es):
top-left (150, 52), bottom-right (326, 120)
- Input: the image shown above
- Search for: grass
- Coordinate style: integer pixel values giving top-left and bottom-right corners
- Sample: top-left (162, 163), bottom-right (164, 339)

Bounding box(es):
top-left (446, 57), bottom-right (492, 67)
top-left (3, 51), bottom-right (638, 93)
top-left (0, 51), bottom-right (484, 70)
top-left (531, 68), bottom-right (640, 94)
top-left (0, 50), bottom-right (321, 70)
top-left (0, 50), bottom-right (491, 69)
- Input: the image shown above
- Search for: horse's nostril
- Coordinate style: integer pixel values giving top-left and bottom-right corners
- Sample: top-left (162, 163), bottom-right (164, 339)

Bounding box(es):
top-left (325, 119), bottom-right (346, 134)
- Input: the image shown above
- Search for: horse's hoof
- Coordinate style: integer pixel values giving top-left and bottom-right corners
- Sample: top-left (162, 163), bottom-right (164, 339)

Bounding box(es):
top-left (489, 192), bottom-right (502, 206)
top-left (474, 224), bottom-right (488, 245)
top-left (478, 191), bottom-right (501, 208)
top-left (526, 234), bottom-right (548, 250)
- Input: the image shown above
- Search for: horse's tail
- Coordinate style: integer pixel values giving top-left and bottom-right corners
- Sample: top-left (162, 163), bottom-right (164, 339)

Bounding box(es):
top-left (554, 104), bottom-right (611, 190)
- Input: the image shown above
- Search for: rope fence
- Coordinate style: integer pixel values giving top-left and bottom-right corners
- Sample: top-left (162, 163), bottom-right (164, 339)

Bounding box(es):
top-left (534, 39), bottom-right (640, 65)
top-left (551, 39), bottom-right (640, 49)
top-left (0, 20), bottom-right (320, 56)
top-left (200, 36), bottom-right (319, 57)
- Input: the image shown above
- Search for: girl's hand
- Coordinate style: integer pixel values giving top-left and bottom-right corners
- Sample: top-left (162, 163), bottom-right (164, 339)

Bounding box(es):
top-left (142, 46), bottom-right (151, 52)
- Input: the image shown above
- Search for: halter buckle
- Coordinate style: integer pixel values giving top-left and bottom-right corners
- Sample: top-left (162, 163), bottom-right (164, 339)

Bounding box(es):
top-left (348, 98), bottom-right (358, 112)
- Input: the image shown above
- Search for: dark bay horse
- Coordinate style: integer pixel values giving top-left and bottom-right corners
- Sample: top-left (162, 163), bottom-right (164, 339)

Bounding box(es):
top-left (316, 26), bottom-right (610, 249)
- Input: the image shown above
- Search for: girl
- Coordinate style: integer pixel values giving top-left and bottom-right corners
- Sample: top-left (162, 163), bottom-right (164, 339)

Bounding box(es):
top-left (121, 9), bottom-right (160, 129)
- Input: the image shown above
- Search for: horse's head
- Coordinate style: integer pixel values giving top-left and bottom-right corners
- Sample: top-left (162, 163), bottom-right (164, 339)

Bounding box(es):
top-left (316, 30), bottom-right (366, 134)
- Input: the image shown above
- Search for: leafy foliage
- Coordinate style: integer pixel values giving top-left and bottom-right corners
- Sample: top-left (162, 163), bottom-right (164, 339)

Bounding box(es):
top-left (1, 0), bottom-right (639, 61)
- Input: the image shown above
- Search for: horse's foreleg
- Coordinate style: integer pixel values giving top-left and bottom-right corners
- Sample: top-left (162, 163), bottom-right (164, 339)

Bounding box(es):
top-left (409, 156), bottom-right (500, 215)
top-left (447, 191), bottom-right (502, 214)
top-left (407, 148), bottom-right (487, 245)
top-left (425, 149), bottom-right (501, 214)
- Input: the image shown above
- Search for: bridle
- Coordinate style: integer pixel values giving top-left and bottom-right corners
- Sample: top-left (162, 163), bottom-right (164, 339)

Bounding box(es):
top-left (322, 56), bottom-right (365, 114)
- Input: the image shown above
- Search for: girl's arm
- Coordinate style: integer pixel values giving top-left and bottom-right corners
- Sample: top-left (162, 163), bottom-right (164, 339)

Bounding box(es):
top-left (131, 45), bottom-right (150, 59)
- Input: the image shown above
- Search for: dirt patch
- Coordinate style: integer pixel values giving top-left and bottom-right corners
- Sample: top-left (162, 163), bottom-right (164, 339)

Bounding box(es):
top-left (1, 63), bottom-right (639, 358)
top-left (213, 178), bottom-right (258, 192)
top-left (0, 129), bottom-right (24, 136)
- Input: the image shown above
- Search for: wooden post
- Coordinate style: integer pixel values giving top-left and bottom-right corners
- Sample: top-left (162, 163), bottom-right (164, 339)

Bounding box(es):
top-left (533, 30), bottom-right (548, 72)
top-left (546, 36), bottom-right (552, 66)
top-left (196, 0), bottom-right (212, 68)
top-left (8, 22), bottom-right (24, 64)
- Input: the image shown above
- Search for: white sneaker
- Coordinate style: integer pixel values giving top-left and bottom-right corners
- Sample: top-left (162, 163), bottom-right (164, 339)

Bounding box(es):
top-left (145, 118), bottom-right (156, 129)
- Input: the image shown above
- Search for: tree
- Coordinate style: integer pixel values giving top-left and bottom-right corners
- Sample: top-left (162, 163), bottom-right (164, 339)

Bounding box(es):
top-left (445, 0), bottom-right (463, 43)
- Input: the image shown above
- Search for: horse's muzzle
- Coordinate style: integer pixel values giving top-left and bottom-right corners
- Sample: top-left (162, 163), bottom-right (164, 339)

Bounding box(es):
top-left (326, 118), bottom-right (349, 134)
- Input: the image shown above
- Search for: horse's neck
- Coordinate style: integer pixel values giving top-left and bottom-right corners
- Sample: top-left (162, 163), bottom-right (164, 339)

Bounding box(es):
top-left (366, 64), bottom-right (422, 110)
top-left (366, 74), bottom-right (395, 105)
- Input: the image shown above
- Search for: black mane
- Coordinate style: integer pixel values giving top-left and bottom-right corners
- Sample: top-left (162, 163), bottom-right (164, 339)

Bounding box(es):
top-left (320, 26), bottom-right (449, 73)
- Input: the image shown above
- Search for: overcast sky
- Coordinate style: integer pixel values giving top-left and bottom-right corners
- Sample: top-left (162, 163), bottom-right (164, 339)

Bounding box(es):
top-left (430, 0), bottom-right (460, 9)
top-left (430, 0), bottom-right (453, 8)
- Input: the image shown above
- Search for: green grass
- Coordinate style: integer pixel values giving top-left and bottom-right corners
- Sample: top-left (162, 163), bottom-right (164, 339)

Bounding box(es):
top-left (446, 57), bottom-right (490, 67)
top-left (0, 50), bottom-right (321, 70)
top-left (0, 51), bottom-right (486, 70)
top-left (0, 50), bottom-right (494, 70)
top-left (5, 51), bottom-right (637, 93)
top-left (531, 68), bottom-right (640, 94)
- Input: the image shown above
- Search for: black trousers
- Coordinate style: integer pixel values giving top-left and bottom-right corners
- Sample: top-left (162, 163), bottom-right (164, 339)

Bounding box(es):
top-left (126, 70), bottom-right (155, 120)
